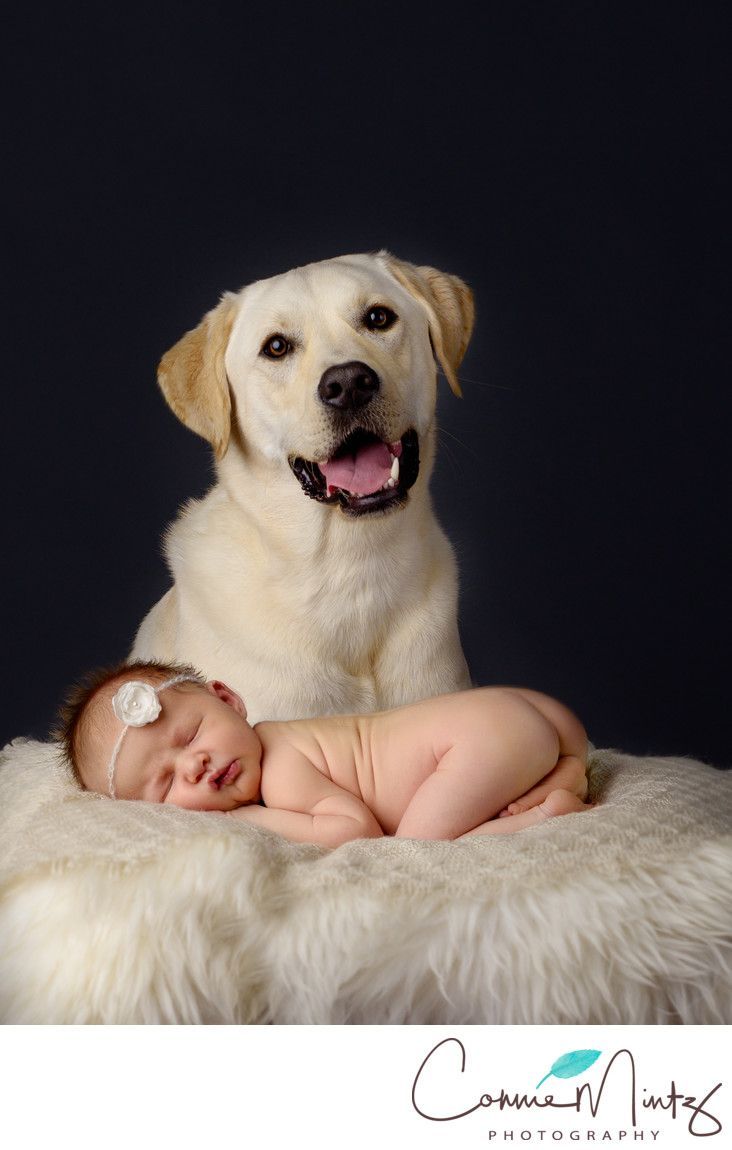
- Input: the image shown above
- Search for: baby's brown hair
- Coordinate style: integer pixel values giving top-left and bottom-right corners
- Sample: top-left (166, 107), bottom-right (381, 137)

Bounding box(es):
top-left (54, 658), bottom-right (205, 789)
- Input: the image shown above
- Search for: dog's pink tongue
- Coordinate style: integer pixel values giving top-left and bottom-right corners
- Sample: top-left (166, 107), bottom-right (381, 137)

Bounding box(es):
top-left (321, 440), bottom-right (392, 495)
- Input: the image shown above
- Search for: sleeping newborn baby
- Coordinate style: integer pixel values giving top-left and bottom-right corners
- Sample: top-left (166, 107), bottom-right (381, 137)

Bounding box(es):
top-left (56, 661), bottom-right (592, 845)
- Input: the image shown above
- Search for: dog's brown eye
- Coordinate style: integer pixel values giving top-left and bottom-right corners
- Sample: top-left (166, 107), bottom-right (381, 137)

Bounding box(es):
top-left (364, 306), bottom-right (397, 331)
top-left (262, 335), bottom-right (290, 359)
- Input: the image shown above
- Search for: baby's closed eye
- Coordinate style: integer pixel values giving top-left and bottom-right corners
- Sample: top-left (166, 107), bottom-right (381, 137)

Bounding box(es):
top-left (185, 721), bottom-right (201, 745)
top-left (171, 723), bottom-right (198, 748)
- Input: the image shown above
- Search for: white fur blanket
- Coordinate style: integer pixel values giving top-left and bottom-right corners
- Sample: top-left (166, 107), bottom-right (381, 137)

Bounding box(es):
top-left (1, 737), bottom-right (730, 1024)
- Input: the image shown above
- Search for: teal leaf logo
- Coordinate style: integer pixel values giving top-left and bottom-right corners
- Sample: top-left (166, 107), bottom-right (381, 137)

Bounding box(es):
top-left (536, 1049), bottom-right (602, 1090)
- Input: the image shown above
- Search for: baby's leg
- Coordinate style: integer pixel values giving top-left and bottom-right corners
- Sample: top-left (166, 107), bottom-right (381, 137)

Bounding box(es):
top-left (496, 689), bottom-right (588, 816)
top-left (498, 756), bottom-right (587, 816)
top-left (460, 789), bottom-right (591, 838)
top-left (394, 689), bottom-right (566, 841)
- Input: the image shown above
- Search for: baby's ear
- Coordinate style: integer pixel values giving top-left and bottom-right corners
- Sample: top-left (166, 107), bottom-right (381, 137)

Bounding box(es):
top-left (207, 680), bottom-right (247, 719)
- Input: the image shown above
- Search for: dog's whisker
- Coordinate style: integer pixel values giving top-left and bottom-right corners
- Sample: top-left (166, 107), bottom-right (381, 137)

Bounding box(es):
top-left (434, 434), bottom-right (462, 476)
top-left (439, 369), bottom-right (516, 391)
top-left (437, 426), bottom-right (480, 462)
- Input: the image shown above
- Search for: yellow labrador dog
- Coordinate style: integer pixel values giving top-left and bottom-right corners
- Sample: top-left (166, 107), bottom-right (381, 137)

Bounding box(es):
top-left (132, 251), bottom-right (474, 722)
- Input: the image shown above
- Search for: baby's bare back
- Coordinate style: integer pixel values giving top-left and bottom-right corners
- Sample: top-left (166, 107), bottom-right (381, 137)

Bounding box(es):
top-left (255, 704), bottom-right (439, 833)
top-left (257, 688), bottom-right (585, 835)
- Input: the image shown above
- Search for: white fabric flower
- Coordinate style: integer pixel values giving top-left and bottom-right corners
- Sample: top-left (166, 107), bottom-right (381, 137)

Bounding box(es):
top-left (112, 681), bottom-right (161, 727)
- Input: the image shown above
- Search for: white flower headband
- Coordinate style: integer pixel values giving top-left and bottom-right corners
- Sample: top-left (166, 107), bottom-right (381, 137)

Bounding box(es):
top-left (107, 675), bottom-right (200, 798)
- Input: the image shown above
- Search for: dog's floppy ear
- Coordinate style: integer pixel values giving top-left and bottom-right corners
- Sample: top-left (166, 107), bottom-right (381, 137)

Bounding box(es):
top-left (380, 252), bottom-right (474, 397)
top-left (157, 294), bottom-right (237, 460)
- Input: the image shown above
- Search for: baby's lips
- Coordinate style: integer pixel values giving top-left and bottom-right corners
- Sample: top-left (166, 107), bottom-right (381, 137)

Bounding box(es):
top-left (210, 760), bottom-right (241, 788)
top-left (208, 763), bottom-right (226, 789)
top-left (206, 759), bottom-right (241, 786)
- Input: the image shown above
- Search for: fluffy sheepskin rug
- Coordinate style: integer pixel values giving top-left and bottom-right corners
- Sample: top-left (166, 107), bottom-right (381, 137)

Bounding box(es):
top-left (1, 738), bottom-right (730, 1024)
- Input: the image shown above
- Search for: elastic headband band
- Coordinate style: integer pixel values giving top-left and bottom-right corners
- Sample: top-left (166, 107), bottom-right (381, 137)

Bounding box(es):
top-left (107, 675), bottom-right (200, 798)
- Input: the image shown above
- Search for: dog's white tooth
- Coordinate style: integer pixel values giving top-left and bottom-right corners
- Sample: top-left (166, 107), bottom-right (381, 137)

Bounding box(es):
top-left (390, 455), bottom-right (400, 483)
top-left (387, 477), bottom-right (396, 488)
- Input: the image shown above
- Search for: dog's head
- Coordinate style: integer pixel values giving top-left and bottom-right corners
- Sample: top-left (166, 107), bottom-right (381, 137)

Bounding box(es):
top-left (158, 252), bottom-right (474, 516)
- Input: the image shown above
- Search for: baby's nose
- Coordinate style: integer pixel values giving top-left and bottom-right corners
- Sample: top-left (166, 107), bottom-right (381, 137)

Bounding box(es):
top-left (182, 750), bottom-right (210, 782)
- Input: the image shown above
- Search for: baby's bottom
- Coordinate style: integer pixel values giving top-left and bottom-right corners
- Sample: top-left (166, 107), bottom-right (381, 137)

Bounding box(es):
top-left (394, 688), bottom-right (590, 840)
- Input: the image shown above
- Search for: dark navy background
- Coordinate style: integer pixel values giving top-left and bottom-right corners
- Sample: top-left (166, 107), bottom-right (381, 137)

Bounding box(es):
top-left (3, 4), bottom-right (730, 764)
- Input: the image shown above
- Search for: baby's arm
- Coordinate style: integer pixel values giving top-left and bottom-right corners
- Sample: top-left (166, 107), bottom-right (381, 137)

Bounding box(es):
top-left (231, 748), bottom-right (384, 848)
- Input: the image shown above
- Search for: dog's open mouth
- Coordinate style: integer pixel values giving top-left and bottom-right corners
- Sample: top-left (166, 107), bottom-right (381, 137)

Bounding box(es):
top-left (289, 429), bottom-right (419, 516)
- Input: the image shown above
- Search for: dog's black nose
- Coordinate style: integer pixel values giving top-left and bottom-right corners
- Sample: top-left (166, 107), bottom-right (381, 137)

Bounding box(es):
top-left (318, 361), bottom-right (380, 410)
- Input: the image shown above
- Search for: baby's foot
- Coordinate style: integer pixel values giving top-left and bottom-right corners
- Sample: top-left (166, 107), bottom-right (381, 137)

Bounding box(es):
top-left (499, 754), bottom-right (588, 817)
top-left (461, 789), bottom-right (593, 838)
top-left (537, 788), bottom-right (591, 819)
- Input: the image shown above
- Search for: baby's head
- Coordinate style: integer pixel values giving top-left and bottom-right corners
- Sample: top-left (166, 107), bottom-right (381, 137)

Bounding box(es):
top-left (54, 659), bottom-right (263, 811)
